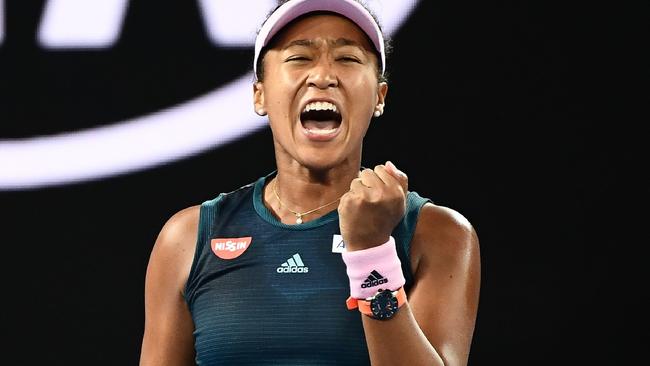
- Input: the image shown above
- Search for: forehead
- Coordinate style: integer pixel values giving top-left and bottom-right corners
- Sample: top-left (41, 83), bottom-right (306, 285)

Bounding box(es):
top-left (271, 13), bottom-right (375, 51)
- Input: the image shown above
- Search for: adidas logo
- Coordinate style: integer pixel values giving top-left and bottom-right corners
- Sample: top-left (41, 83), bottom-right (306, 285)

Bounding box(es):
top-left (361, 270), bottom-right (388, 288)
top-left (276, 253), bottom-right (309, 274)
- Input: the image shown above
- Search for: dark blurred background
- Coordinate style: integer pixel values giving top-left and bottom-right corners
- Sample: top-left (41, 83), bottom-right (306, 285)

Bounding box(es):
top-left (1, 1), bottom-right (647, 365)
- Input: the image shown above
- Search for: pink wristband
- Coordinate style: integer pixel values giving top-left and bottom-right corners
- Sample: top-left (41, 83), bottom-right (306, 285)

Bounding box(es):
top-left (341, 236), bottom-right (406, 299)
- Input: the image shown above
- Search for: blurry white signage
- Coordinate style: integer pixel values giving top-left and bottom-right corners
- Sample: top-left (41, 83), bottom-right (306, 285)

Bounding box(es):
top-left (0, 0), bottom-right (420, 190)
top-left (0, 0), bottom-right (4, 45)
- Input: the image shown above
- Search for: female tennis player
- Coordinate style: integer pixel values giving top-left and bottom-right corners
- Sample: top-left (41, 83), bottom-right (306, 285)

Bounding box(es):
top-left (140, 0), bottom-right (480, 364)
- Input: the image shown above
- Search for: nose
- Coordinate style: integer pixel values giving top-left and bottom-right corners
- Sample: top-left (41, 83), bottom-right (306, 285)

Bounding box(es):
top-left (306, 58), bottom-right (338, 89)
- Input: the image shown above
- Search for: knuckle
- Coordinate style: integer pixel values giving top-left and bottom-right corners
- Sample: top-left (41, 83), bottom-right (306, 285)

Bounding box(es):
top-left (368, 193), bottom-right (381, 204)
top-left (339, 194), bottom-right (353, 208)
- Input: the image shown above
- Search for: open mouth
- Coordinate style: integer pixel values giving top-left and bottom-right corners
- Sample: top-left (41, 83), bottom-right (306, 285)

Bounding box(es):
top-left (300, 101), bottom-right (342, 137)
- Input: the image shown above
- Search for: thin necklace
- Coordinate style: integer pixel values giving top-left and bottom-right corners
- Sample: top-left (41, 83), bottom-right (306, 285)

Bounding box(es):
top-left (272, 178), bottom-right (342, 224)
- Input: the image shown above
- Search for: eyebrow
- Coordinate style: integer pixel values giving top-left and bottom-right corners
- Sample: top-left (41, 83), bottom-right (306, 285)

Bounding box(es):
top-left (282, 38), bottom-right (365, 50)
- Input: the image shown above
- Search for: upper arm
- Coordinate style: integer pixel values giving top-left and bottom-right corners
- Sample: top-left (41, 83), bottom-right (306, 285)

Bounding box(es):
top-left (139, 205), bottom-right (200, 366)
top-left (407, 203), bottom-right (481, 366)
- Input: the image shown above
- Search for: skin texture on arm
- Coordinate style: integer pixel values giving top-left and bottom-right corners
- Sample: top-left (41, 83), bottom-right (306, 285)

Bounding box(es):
top-left (340, 164), bottom-right (481, 366)
top-left (362, 202), bottom-right (481, 366)
top-left (139, 206), bottom-right (199, 366)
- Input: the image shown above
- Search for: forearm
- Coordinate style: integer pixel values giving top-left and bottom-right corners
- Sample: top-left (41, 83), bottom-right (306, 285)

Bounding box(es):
top-left (361, 303), bottom-right (445, 366)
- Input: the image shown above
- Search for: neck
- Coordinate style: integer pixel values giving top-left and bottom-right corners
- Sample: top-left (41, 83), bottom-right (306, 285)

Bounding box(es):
top-left (265, 159), bottom-right (361, 224)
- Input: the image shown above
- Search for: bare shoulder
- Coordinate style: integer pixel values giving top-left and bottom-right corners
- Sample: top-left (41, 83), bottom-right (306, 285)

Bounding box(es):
top-left (410, 202), bottom-right (480, 274)
top-left (141, 205), bottom-right (201, 365)
top-left (154, 205), bottom-right (201, 252)
top-left (406, 205), bottom-right (481, 366)
top-left (147, 205), bottom-right (201, 291)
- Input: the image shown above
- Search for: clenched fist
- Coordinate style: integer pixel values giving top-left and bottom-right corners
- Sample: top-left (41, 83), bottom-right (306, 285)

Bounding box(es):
top-left (338, 161), bottom-right (409, 251)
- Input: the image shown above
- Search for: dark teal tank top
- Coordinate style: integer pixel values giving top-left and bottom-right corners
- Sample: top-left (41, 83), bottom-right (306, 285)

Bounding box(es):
top-left (184, 172), bottom-right (431, 365)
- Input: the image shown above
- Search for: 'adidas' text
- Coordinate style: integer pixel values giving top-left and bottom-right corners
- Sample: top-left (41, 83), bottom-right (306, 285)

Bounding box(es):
top-left (361, 270), bottom-right (388, 288)
top-left (277, 253), bottom-right (309, 274)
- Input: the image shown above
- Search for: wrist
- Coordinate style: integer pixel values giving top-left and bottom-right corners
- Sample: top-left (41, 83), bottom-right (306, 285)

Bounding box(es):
top-left (340, 236), bottom-right (406, 299)
top-left (342, 234), bottom-right (392, 251)
top-left (346, 286), bottom-right (407, 321)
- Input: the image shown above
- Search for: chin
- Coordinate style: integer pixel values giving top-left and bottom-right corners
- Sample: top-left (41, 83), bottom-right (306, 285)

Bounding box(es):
top-left (294, 150), bottom-right (341, 171)
top-left (299, 158), bottom-right (339, 172)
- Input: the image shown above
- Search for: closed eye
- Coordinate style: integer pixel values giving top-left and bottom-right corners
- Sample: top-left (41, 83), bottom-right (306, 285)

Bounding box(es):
top-left (286, 56), bottom-right (311, 62)
top-left (337, 56), bottom-right (361, 63)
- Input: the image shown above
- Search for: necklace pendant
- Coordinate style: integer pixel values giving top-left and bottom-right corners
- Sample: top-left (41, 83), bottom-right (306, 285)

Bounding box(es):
top-left (296, 215), bottom-right (303, 224)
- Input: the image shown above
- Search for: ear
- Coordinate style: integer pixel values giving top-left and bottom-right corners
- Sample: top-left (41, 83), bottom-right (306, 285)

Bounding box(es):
top-left (253, 82), bottom-right (266, 116)
top-left (375, 82), bottom-right (388, 115)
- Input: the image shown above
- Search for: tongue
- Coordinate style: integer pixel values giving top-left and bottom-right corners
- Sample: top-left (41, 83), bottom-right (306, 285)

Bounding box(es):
top-left (302, 120), bottom-right (339, 130)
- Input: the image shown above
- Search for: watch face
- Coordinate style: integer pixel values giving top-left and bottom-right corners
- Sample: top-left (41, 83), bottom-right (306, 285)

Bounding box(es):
top-left (370, 290), bottom-right (399, 320)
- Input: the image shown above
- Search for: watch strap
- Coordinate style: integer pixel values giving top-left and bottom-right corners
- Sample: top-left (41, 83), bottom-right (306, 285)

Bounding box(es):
top-left (346, 287), bottom-right (407, 316)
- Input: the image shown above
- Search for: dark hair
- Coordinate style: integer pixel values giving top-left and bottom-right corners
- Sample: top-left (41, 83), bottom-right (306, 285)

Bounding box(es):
top-left (255, 0), bottom-right (392, 82)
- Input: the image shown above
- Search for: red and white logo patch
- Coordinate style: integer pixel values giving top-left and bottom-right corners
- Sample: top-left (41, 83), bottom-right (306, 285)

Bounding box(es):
top-left (211, 237), bottom-right (252, 260)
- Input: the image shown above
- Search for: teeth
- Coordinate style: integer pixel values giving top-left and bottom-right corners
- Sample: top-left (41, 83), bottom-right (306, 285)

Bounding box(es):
top-left (303, 101), bottom-right (338, 113)
top-left (306, 128), bottom-right (338, 135)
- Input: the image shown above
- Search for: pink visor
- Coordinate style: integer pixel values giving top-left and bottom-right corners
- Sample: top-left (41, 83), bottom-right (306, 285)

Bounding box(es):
top-left (253, 0), bottom-right (385, 79)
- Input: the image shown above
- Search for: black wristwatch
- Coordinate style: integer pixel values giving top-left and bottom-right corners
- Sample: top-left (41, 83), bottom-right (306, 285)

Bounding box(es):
top-left (346, 287), bottom-right (407, 320)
